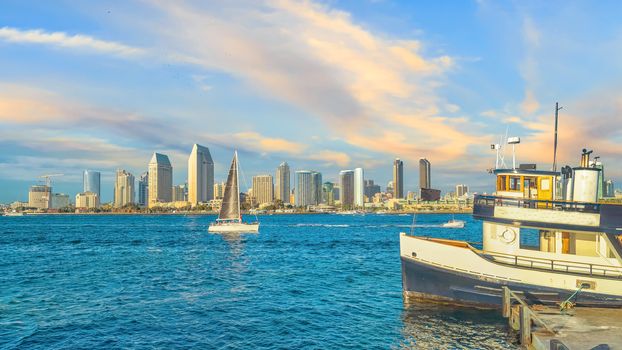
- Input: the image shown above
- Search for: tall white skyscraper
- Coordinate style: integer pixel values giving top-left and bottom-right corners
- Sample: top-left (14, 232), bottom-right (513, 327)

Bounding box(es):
top-left (275, 162), bottom-right (290, 204)
top-left (83, 170), bottom-right (101, 198)
top-left (114, 169), bottom-right (135, 208)
top-left (353, 167), bottom-right (364, 207)
top-left (148, 152), bottom-right (173, 207)
top-left (187, 144), bottom-right (214, 206)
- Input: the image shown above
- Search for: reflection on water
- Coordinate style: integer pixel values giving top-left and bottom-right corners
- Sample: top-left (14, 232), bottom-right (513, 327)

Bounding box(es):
top-left (398, 300), bottom-right (518, 349)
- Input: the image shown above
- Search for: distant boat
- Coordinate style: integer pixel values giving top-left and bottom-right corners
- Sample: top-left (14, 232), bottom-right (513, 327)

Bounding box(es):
top-left (208, 151), bottom-right (259, 233)
top-left (3, 211), bottom-right (24, 217)
top-left (441, 219), bottom-right (465, 228)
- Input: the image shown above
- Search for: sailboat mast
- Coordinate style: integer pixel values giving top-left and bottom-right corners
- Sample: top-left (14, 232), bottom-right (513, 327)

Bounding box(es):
top-left (235, 151), bottom-right (241, 221)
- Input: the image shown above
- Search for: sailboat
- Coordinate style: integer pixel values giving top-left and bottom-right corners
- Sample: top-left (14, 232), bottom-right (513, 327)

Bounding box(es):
top-left (208, 151), bottom-right (259, 233)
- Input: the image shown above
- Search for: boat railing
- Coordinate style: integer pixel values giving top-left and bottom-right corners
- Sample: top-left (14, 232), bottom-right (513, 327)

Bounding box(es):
top-left (481, 250), bottom-right (622, 279)
top-left (474, 195), bottom-right (601, 214)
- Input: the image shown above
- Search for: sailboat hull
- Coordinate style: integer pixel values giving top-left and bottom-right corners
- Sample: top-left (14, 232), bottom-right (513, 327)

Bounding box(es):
top-left (208, 223), bottom-right (259, 233)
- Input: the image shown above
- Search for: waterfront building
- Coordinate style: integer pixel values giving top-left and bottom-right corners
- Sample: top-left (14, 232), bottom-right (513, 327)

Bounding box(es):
top-left (386, 181), bottom-right (394, 196)
top-left (214, 181), bottom-right (225, 200)
top-left (187, 144), bottom-right (214, 206)
top-left (28, 185), bottom-right (51, 209)
top-left (419, 158), bottom-right (431, 190)
top-left (289, 189), bottom-right (295, 205)
top-left (114, 169), bottom-right (135, 208)
top-left (51, 193), bottom-right (70, 209)
top-left (353, 168), bottom-right (364, 207)
top-left (83, 170), bottom-right (101, 198)
top-left (455, 184), bottom-right (469, 197)
top-left (604, 180), bottom-right (615, 198)
top-left (10, 201), bottom-right (28, 209)
top-left (75, 191), bottom-right (99, 209)
top-left (148, 152), bottom-right (173, 207)
top-left (322, 182), bottom-right (335, 205)
top-left (333, 185), bottom-right (340, 201)
top-left (393, 158), bottom-right (404, 199)
top-left (138, 172), bottom-right (148, 206)
top-left (295, 170), bottom-right (322, 207)
top-left (252, 175), bottom-right (274, 205)
top-left (406, 191), bottom-right (416, 201)
top-left (275, 162), bottom-right (291, 204)
top-left (339, 170), bottom-right (354, 208)
top-left (172, 184), bottom-right (188, 202)
top-left (364, 180), bottom-right (381, 200)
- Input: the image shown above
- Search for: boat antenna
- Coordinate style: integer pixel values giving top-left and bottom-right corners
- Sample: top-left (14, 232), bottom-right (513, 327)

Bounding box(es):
top-left (552, 102), bottom-right (563, 172)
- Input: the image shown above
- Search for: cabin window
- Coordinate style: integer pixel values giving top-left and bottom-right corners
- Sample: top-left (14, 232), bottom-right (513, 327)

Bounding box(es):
top-left (497, 176), bottom-right (507, 191)
top-left (561, 232), bottom-right (598, 257)
top-left (519, 228), bottom-right (540, 251)
top-left (509, 177), bottom-right (521, 191)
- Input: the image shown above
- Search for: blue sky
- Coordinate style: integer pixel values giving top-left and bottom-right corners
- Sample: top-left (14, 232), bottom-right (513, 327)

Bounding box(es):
top-left (1, 0), bottom-right (621, 203)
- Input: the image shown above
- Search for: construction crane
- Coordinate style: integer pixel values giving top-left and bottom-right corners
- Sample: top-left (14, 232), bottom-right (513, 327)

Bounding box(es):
top-left (39, 174), bottom-right (64, 188)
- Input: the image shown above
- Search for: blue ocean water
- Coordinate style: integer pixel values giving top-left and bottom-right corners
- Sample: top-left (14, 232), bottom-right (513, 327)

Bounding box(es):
top-left (0, 214), bottom-right (517, 349)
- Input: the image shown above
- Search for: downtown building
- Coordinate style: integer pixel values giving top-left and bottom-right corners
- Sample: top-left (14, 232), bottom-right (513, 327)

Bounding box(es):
top-left (275, 162), bottom-right (291, 204)
top-left (295, 170), bottom-right (322, 207)
top-left (252, 175), bottom-right (274, 206)
top-left (83, 170), bottom-right (101, 199)
top-left (51, 193), bottom-right (70, 209)
top-left (339, 170), bottom-right (354, 208)
top-left (138, 172), bottom-right (148, 206)
top-left (28, 185), bottom-right (51, 209)
top-left (353, 168), bottom-right (364, 207)
top-left (364, 180), bottom-right (381, 200)
top-left (172, 184), bottom-right (188, 202)
top-left (187, 144), bottom-right (214, 206)
top-left (75, 192), bottom-right (99, 209)
top-left (322, 182), bottom-right (335, 205)
top-left (393, 158), bottom-right (404, 199)
top-left (114, 169), bottom-right (135, 208)
top-left (148, 152), bottom-right (173, 207)
top-left (455, 184), bottom-right (469, 198)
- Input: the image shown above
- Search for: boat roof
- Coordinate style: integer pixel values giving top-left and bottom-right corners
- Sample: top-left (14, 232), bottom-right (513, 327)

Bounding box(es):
top-left (493, 168), bottom-right (560, 176)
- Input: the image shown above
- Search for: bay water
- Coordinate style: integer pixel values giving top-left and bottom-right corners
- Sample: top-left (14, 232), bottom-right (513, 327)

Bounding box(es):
top-left (1, 214), bottom-right (517, 349)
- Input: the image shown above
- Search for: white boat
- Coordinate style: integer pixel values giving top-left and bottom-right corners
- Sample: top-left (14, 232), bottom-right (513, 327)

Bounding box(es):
top-left (3, 211), bottom-right (24, 217)
top-left (208, 151), bottom-right (259, 234)
top-left (441, 219), bottom-right (465, 228)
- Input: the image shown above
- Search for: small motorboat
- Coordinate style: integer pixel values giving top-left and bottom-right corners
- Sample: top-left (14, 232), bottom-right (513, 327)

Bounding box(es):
top-left (441, 219), bottom-right (465, 228)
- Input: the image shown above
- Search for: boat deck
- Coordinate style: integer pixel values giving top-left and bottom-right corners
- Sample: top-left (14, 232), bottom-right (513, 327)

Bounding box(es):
top-left (531, 306), bottom-right (622, 349)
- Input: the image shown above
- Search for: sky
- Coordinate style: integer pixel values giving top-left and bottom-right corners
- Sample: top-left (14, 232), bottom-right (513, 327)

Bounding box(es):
top-left (1, 0), bottom-right (621, 203)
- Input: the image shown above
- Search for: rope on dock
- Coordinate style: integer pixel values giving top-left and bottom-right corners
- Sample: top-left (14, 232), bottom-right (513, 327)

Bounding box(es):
top-left (559, 285), bottom-right (584, 311)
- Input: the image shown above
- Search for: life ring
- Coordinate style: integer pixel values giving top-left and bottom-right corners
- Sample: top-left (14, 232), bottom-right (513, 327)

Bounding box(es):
top-left (499, 228), bottom-right (517, 244)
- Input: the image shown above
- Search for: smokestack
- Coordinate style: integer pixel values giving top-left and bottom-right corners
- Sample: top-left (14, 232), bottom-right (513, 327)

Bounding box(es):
top-left (580, 149), bottom-right (593, 168)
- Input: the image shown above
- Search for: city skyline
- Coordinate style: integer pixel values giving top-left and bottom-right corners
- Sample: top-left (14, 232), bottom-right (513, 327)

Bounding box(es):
top-left (1, 1), bottom-right (622, 203)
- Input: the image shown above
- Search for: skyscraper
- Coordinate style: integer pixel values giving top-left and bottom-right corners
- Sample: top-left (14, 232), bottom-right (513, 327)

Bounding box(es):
top-left (419, 158), bottom-right (431, 190)
top-left (353, 167), bottom-right (364, 207)
top-left (322, 182), bottom-right (335, 205)
top-left (214, 181), bottom-right (225, 200)
top-left (295, 170), bottom-right (322, 207)
top-left (83, 170), bottom-right (101, 198)
top-left (138, 172), bottom-right (148, 206)
top-left (393, 159), bottom-right (403, 199)
top-left (339, 170), bottom-right (354, 208)
top-left (364, 180), bottom-right (381, 199)
top-left (148, 152), bottom-right (173, 207)
top-left (455, 184), bottom-right (469, 198)
top-left (187, 144), bottom-right (214, 206)
top-left (252, 175), bottom-right (274, 205)
top-left (275, 162), bottom-right (291, 204)
top-left (114, 169), bottom-right (135, 208)
top-left (172, 184), bottom-right (187, 202)
top-left (28, 185), bottom-right (51, 209)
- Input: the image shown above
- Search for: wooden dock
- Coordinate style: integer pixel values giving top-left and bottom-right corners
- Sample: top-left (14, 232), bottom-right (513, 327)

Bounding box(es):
top-left (501, 287), bottom-right (622, 349)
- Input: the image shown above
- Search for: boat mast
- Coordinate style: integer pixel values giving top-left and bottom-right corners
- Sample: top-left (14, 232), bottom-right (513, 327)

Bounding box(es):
top-left (235, 150), bottom-right (241, 222)
top-left (552, 102), bottom-right (563, 172)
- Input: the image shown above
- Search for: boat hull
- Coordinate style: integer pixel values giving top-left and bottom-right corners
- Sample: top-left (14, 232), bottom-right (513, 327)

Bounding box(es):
top-left (401, 256), bottom-right (622, 308)
top-left (208, 223), bottom-right (259, 233)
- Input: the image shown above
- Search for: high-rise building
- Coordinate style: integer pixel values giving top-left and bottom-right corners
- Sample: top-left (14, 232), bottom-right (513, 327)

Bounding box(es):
top-left (386, 181), bottom-right (394, 196)
top-left (419, 158), bottom-right (431, 190)
top-left (138, 172), bottom-right (149, 206)
top-left (295, 170), bottom-right (322, 207)
top-left (353, 168), bottom-right (364, 207)
top-left (393, 158), bottom-right (404, 199)
top-left (148, 152), bottom-right (173, 207)
top-left (76, 191), bottom-right (99, 209)
top-left (455, 184), bottom-right (469, 197)
top-left (339, 170), bottom-right (354, 208)
top-left (604, 180), bottom-right (615, 198)
top-left (322, 182), bottom-right (335, 205)
top-left (83, 170), bottom-right (101, 198)
top-left (51, 193), bottom-right (70, 209)
top-left (275, 162), bottom-right (291, 204)
top-left (28, 185), bottom-right (51, 209)
top-left (252, 175), bottom-right (274, 205)
top-left (214, 181), bottom-right (225, 200)
top-left (114, 169), bottom-right (135, 208)
top-left (187, 144), bottom-right (214, 206)
top-left (172, 184), bottom-right (188, 202)
top-left (364, 180), bottom-right (381, 199)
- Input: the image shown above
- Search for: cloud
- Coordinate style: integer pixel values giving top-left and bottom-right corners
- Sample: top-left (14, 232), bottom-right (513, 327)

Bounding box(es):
top-left (308, 150), bottom-right (351, 167)
top-left (0, 26), bottom-right (144, 57)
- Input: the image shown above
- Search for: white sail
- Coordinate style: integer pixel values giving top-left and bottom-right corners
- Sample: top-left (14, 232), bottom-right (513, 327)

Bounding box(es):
top-left (218, 152), bottom-right (240, 221)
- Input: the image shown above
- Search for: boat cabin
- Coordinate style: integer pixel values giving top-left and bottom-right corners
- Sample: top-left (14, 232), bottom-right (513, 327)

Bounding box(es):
top-left (494, 168), bottom-right (558, 201)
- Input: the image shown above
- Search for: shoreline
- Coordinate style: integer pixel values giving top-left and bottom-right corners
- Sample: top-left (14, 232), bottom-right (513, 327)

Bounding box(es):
top-left (9, 210), bottom-right (473, 216)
